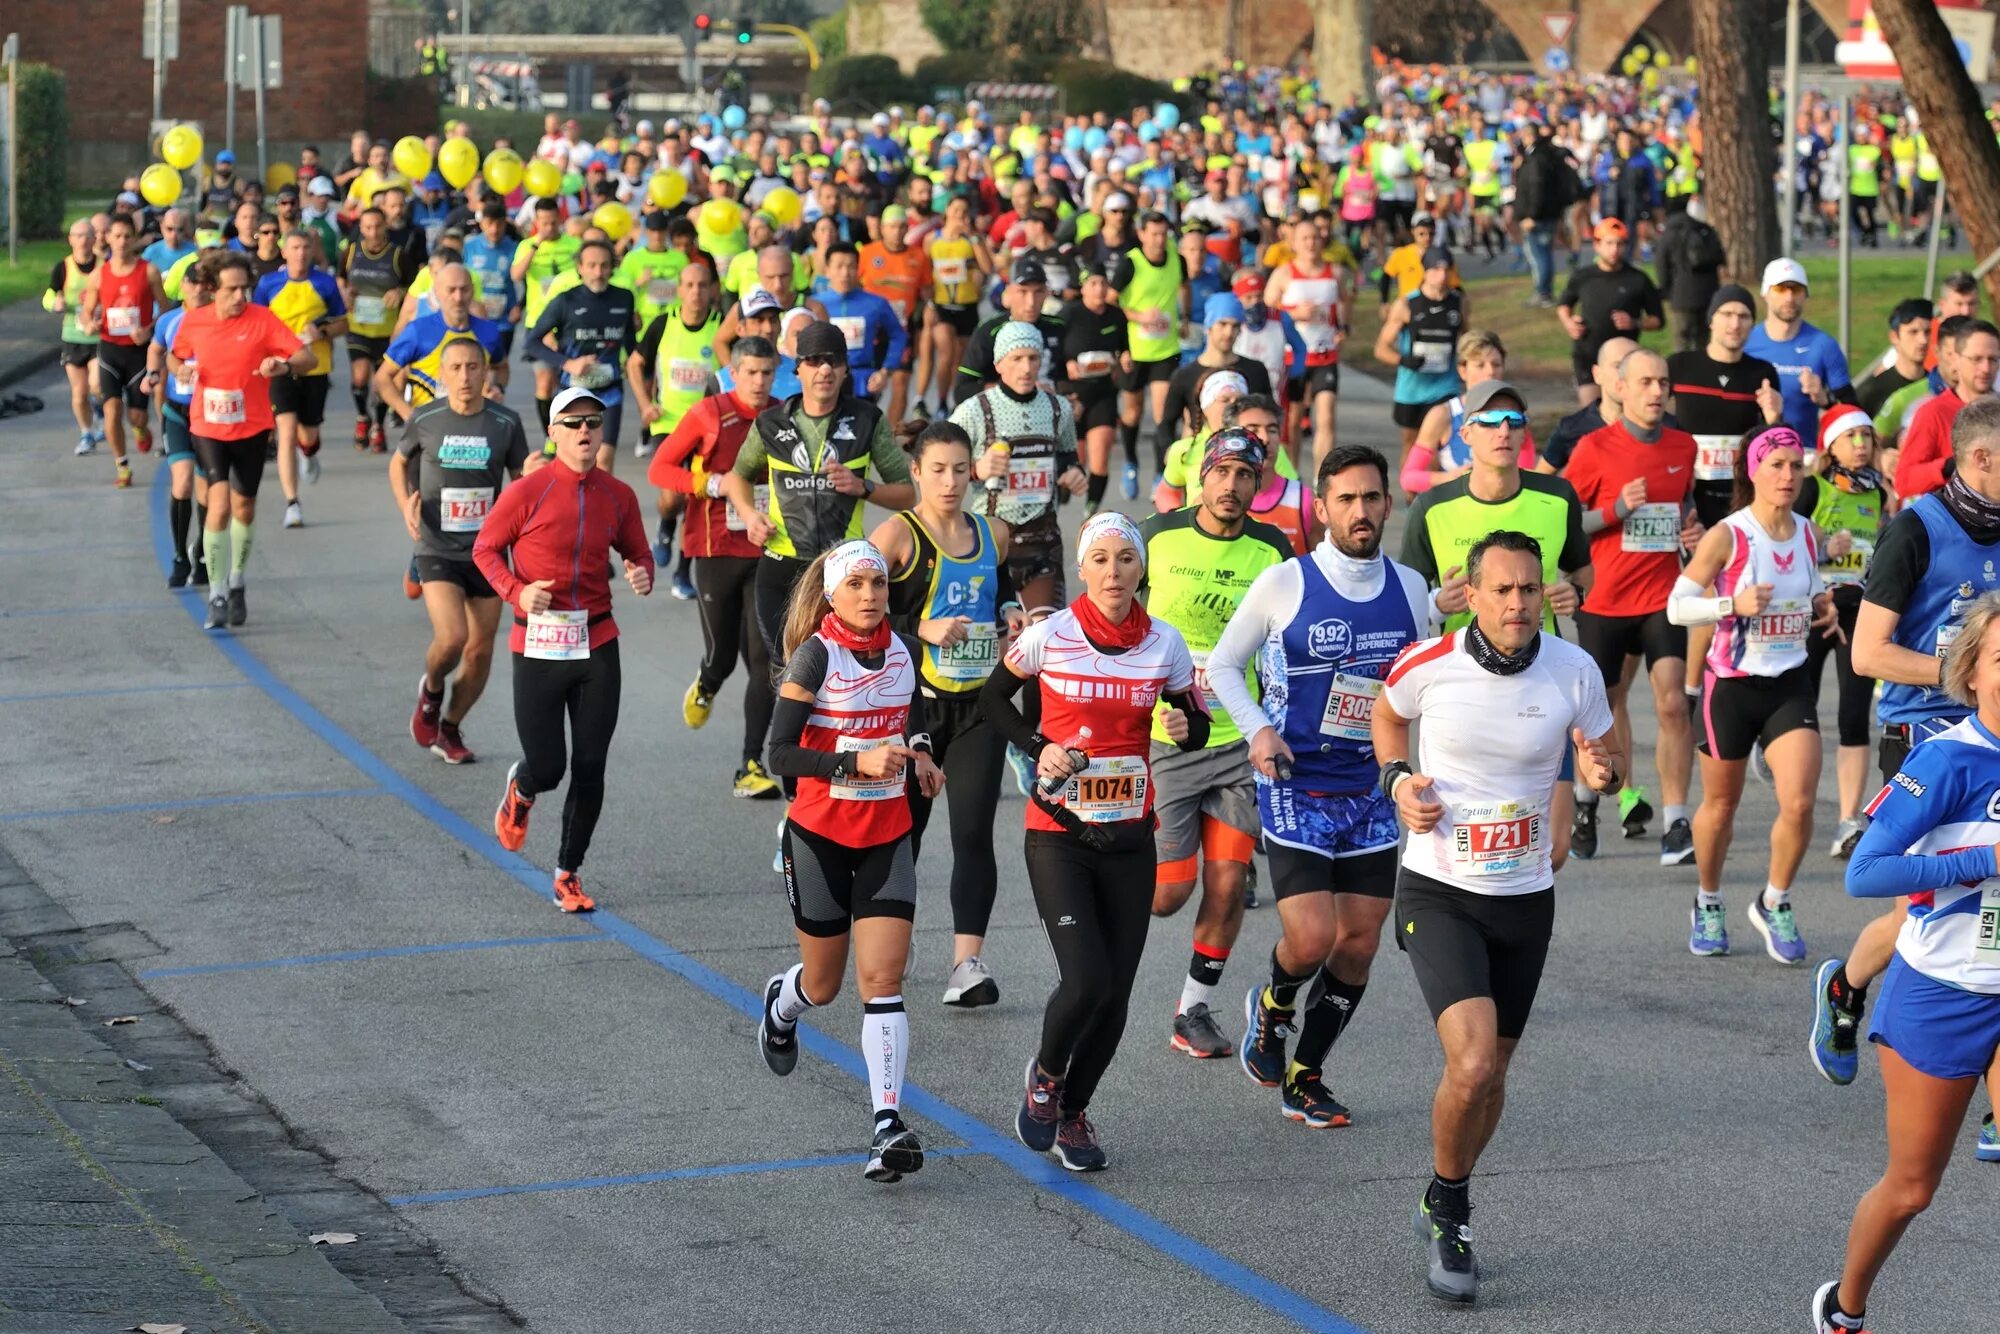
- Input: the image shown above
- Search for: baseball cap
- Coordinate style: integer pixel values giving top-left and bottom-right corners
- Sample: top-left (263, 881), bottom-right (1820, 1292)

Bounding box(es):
top-left (216, 150), bottom-right (236, 164)
top-left (872, 113), bottom-right (890, 128)
top-left (740, 288), bottom-right (781, 318)
top-left (421, 171), bottom-right (448, 192)
top-left (1009, 256), bottom-right (1047, 286)
top-left (1761, 257), bottom-right (1810, 292)
top-left (636, 119), bottom-right (656, 135)
top-left (1461, 380), bottom-right (1527, 415)
top-left (307, 176), bottom-right (337, 197)
top-left (1421, 244), bottom-right (1453, 269)
top-left (116, 191), bottom-right (141, 207)
top-left (1410, 212), bottom-right (1435, 228)
top-left (879, 205), bottom-right (907, 224)
top-left (1593, 217), bottom-right (1629, 241)
top-left (550, 385), bottom-right (607, 418)
top-left (794, 320), bottom-right (847, 361)
top-left (1103, 192), bottom-right (1133, 212)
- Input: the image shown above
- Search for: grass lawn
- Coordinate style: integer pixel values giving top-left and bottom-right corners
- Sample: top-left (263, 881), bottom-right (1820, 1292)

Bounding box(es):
top-left (445, 106), bottom-right (550, 153)
top-left (0, 241), bottom-right (68, 309)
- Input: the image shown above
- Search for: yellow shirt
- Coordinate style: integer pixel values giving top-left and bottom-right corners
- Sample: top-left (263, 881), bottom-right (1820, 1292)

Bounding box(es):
top-left (1383, 243), bottom-right (1462, 297)
top-left (929, 234), bottom-right (979, 306)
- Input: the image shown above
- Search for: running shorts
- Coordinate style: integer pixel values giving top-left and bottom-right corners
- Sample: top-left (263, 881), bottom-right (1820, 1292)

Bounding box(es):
top-left (413, 553), bottom-right (498, 600)
top-left (95, 342), bottom-right (150, 406)
top-left (268, 373), bottom-right (330, 426)
top-left (1697, 665), bottom-right (1818, 763)
top-left (346, 334), bottom-right (389, 363)
top-left (60, 340), bottom-right (96, 369)
top-left (1302, 362), bottom-right (1340, 398)
top-left (161, 402), bottom-right (197, 464)
top-left (782, 821), bottom-right (917, 937)
top-left (1869, 953), bottom-right (2000, 1081)
top-left (1005, 512), bottom-right (1066, 616)
top-left (935, 304), bottom-right (978, 338)
top-left (1121, 354), bottom-right (1178, 390)
top-left (1074, 390), bottom-right (1120, 433)
top-left (1151, 740), bottom-right (1258, 865)
top-left (1394, 868), bottom-right (1554, 1039)
top-left (1574, 608), bottom-right (1687, 683)
top-left (1878, 715), bottom-right (1957, 785)
top-left (1260, 785), bottom-right (1401, 900)
top-left (1392, 394), bottom-right (1450, 430)
top-left (193, 431), bottom-right (271, 496)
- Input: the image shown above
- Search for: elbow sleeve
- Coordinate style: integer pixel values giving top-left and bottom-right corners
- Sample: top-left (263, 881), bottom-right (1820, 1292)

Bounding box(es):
top-left (1667, 577), bottom-right (1731, 627)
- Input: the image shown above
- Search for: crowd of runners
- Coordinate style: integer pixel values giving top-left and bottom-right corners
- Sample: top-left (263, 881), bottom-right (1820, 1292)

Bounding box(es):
top-left (37, 56), bottom-right (2000, 1327)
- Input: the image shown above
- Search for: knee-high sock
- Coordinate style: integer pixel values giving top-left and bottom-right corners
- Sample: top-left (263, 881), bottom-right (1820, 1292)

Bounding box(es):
top-left (1118, 419), bottom-right (1141, 465)
top-left (227, 518), bottom-right (253, 589)
top-left (351, 384), bottom-right (370, 418)
top-left (1293, 968), bottom-right (1367, 1073)
top-left (862, 995), bottom-right (908, 1127)
top-left (202, 527), bottom-right (231, 590)
top-left (771, 962), bottom-right (814, 1029)
top-left (169, 495), bottom-right (193, 559)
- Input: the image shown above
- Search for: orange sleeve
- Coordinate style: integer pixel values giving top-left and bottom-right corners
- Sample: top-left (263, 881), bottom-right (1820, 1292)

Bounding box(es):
top-left (648, 398), bottom-right (713, 495)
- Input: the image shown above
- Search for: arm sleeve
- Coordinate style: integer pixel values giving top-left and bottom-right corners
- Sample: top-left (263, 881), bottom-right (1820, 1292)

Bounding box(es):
top-left (525, 293), bottom-right (568, 370)
top-left (1167, 684), bottom-right (1212, 751)
top-left (1557, 270), bottom-right (1582, 309)
top-left (977, 662), bottom-right (1042, 754)
top-left (1398, 501), bottom-right (1440, 584)
top-left (1109, 255), bottom-right (1136, 292)
top-left (950, 327), bottom-right (994, 406)
top-left (1823, 338), bottom-right (1853, 393)
top-left (1205, 562), bottom-right (1296, 741)
top-left (1560, 491), bottom-right (1593, 573)
top-left (613, 483), bottom-right (656, 579)
top-left (1400, 442), bottom-right (1440, 494)
top-left (1640, 275), bottom-right (1664, 323)
top-left (1895, 407), bottom-right (1953, 498)
top-left (47, 260), bottom-right (65, 295)
top-left (868, 415), bottom-right (911, 484)
top-left (1847, 756), bottom-right (1996, 898)
top-left (766, 640), bottom-right (843, 779)
top-left (648, 399), bottom-right (711, 494)
top-left (1281, 313), bottom-right (1307, 371)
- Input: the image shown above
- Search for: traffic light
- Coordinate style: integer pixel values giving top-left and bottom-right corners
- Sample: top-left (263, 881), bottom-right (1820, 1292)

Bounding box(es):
top-left (692, 12), bottom-right (712, 41)
top-left (736, 23), bottom-right (752, 44)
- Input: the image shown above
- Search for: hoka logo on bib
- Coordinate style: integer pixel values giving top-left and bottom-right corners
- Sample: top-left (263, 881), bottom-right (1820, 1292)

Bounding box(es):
top-left (438, 435), bottom-right (492, 466)
top-left (1307, 618), bottom-right (1352, 660)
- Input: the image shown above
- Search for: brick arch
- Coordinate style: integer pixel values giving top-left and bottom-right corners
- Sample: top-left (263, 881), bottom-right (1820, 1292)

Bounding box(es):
top-left (1479, 0), bottom-right (1849, 73)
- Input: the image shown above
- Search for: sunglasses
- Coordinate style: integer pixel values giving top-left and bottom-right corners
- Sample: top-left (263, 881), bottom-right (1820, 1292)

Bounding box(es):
top-left (553, 414), bottom-right (604, 431)
top-left (798, 353), bottom-right (845, 369)
top-left (1468, 409), bottom-right (1526, 429)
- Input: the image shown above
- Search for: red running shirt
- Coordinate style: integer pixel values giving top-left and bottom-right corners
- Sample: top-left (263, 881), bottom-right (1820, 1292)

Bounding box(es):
top-left (169, 304), bottom-right (302, 440)
top-left (647, 388), bottom-right (764, 559)
top-left (95, 259), bottom-right (156, 346)
top-left (1563, 419), bottom-right (1698, 618)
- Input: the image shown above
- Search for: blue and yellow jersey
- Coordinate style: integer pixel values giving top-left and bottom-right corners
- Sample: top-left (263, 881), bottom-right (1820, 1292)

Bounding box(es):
top-left (383, 310), bottom-right (507, 404)
top-left (252, 268), bottom-right (346, 376)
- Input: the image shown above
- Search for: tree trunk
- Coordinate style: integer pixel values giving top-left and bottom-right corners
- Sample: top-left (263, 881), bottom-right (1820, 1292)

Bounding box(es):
top-left (1872, 0), bottom-right (2000, 308)
top-left (1690, 0), bottom-right (1779, 286)
top-left (1312, 0), bottom-right (1369, 109)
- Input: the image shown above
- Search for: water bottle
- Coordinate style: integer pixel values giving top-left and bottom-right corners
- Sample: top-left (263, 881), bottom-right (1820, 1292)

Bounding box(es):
top-left (1035, 725), bottom-right (1092, 800)
top-left (984, 439), bottom-right (1011, 496)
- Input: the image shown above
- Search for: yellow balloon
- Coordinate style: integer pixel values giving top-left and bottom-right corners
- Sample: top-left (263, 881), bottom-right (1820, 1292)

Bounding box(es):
top-left (392, 135), bottom-right (432, 182)
top-left (439, 138), bottom-right (480, 190)
top-left (697, 198), bottom-right (743, 236)
top-left (483, 148), bottom-right (524, 195)
top-left (161, 125), bottom-right (203, 171)
top-left (265, 161), bottom-right (296, 192)
top-left (760, 185), bottom-right (801, 227)
top-left (140, 163), bottom-right (182, 209)
top-left (593, 201), bottom-right (634, 241)
top-left (647, 170), bottom-right (687, 209)
top-left (1654, 50), bottom-right (1671, 67)
top-left (523, 159), bottom-right (563, 199)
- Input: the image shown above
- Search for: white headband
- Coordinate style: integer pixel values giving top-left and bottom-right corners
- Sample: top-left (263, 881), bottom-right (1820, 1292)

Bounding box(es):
top-left (1198, 371), bottom-right (1248, 411)
top-left (823, 539), bottom-right (887, 594)
top-left (1075, 512), bottom-right (1145, 572)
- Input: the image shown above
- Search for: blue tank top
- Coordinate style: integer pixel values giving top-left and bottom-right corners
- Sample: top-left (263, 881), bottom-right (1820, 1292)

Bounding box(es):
top-left (154, 308), bottom-right (192, 410)
top-left (1264, 555), bottom-right (1423, 791)
top-left (1438, 395), bottom-right (1469, 470)
top-left (1879, 493), bottom-right (2000, 726)
top-left (900, 512), bottom-right (1001, 693)
top-left (1392, 288), bottom-right (1464, 407)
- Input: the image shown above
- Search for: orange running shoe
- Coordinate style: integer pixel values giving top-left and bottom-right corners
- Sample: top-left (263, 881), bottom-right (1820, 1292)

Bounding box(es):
top-left (553, 870), bottom-right (594, 913)
top-left (494, 760), bottom-right (533, 851)
top-left (114, 462), bottom-right (133, 488)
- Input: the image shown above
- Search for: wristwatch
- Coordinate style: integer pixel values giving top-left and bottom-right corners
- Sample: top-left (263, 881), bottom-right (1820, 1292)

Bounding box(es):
top-left (862, 477), bottom-right (878, 497)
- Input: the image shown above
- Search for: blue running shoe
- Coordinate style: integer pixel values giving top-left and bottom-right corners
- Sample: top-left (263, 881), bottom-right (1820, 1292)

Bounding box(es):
top-left (1121, 460), bottom-right (1139, 500)
top-left (1977, 1114), bottom-right (1999, 1163)
top-left (1809, 958), bottom-right (1860, 1085)
top-left (1238, 985), bottom-right (1293, 1088)
top-left (670, 568), bottom-right (697, 601)
top-left (1748, 898), bottom-right (1807, 965)
top-left (1689, 903), bottom-right (1730, 957)
top-left (1016, 1057), bottom-right (1062, 1152)
top-left (1006, 743), bottom-right (1036, 798)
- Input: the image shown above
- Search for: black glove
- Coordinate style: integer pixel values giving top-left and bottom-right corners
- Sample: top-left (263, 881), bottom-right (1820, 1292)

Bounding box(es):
top-left (1399, 352), bottom-right (1428, 372)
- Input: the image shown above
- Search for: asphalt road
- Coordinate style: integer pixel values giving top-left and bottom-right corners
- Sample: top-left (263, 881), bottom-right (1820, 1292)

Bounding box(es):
top-left (0, 364), bottom-right (1991, 1334)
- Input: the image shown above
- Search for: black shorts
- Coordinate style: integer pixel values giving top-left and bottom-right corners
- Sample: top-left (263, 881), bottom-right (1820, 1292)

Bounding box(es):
top-left (1394, 869), bottom-right (1554, 1040)
top-left (1301, 362), bottom-right (1340, 399)
top-left (346, 334), bottom-right (389, 364)
top-left (268, 373), bottom-right (331, 426)
top-left (1381, 199), bottom-right (1414, 231)
top-left (193, 431), bottom-right (272, 496)
top-left (60, 340), bottom-right (97, 369)
top-left (1006, 513), bottom-right (1067, 615)
top-left (1571, 347), bottom-right (1597, 387)
top-left (95, 342), bottom-right (150, 406)
top-left (1270, 843), bottom-right (1399, 901)
top-left (935, 304), bottom-right (979, 337)
top-left (1121, 354), bottom-right (1178, 390)
top-left (413, 553), bottom-right (498, 599)
top-left (1074, 389), bottom-right (1120, 433)
top-left (782, 820), bottom-right (917, 938)
top-left (1573, 607), bottom-right (1687, 682)
top-left (1697, 665), bottom-right (1819, 762)
top-left (493, 327), bottom-right (516, 362)
top-left (1392, 394), bottom-right (1450, 430)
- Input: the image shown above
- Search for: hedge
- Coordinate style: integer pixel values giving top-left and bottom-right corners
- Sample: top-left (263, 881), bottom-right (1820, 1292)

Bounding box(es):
top-left (1047, 59), bottom-right (1180, 119)
top-left (11, 64), bottom-right (68, 241)
top-left (808, 54), bottom-right (917, 112)
top-left (809, 6), bottom-right (848, 64)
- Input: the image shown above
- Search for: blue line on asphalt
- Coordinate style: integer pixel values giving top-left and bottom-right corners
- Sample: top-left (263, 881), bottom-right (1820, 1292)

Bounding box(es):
top-left (1, 787), bottom-right (383, 823)
top-left (140, 933), bottom-right (604, 980)
top-left (0, 681), bottom-right (251, 705)
top-left (141, 468), bottom-right (1369, 1334)
top-left (386, 1148), bottom-right (991, 1207)
top-left (0, 601), bottom-right (176, 618)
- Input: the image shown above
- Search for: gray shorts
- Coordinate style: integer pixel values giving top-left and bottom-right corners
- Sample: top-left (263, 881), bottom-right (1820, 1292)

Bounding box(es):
top-left (1150, 739), bottom-right (1258, 864)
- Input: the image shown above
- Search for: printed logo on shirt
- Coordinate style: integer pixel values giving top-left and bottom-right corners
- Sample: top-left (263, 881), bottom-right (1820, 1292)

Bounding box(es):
top-left (1307, 618), bottom-right (1353, 660)
top-left (1773, 550), bottom-right (1796, 573)
top-left (438, 434), bottom-right (493, 467)
top-left (832, 416), bottom-right (857, 441)
top-left (1893, 771), bottom-right (1926, 798)
top-left (1987, 789), bottom-right (2000, 821)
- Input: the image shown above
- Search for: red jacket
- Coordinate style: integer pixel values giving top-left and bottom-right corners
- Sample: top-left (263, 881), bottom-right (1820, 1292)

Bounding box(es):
top-left (473, 462), bottom-right (654, 655)
top-left (1895, 386), bottom-right (1962, 500)
top-left (646, 388), bottom-right (763, 559)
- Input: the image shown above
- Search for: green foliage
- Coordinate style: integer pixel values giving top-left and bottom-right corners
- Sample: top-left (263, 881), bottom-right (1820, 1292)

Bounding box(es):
top-left (809, 5), bottom-right (848, 63)
top-left (476, 0), bottom-right (687, 35)
top-left (808, 54), bottom-right (916, 112)
top-left (913, 50), bottom-right (1023, 94)
top-left (992, 0), bottom-right (1094, 59)
top-left (918, 0), bottom-right (994, 53)
top-left (1048, 58), bottom-right (1176, 119)
top-left (12, 65), bottom-right (69, 241)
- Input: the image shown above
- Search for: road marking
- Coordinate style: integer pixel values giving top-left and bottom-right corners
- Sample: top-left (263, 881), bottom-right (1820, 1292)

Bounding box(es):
top-left (0, 681), bottom-right (250, 705)
top-left (142, 467), bottom-right (1370, 1334)
top-left (140, 933), bottom-right (604, 980)
top-left (386, 1147), bottom-right (991, 1207)
top-left (2, 787), bottom-right (384, 823)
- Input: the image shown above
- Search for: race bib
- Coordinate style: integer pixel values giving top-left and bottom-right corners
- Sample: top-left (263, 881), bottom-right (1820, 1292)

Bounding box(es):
top-left (1621, 502), bottom-right (1681, 554)
top-left (1004, 454), bottom-right (1054, 506)
top-left (1188, 650), bottom-right (1224, 714)
top-left (1937, 622), bottom-right (1963, 658)
top-left (1746, 597), bottom-right (1810, 657)
top-left (1693, 434), bottom-right (1738, 483)
top-left (171, 365), bottom-right (197, 397)
top-left (438, 485), bottom-right (494, 534)
top-left (934, 257), bottom-right (967, 287)
top-left (646, 277), bottom-right (673, 304)
top-left (724, 482), bottom-right (770, 533)
top-left (1060, 754), bottom-right (1149, 823)
top-left (1138, 307), bottom-right (1173, 338)
top-left (935, 623), bottom-right (998, 683)
top-left (1978, 885), bottom-right (2000, 957)
top-left (523, 609), bottom-right (589, 661)
top-left (1412, 338), bottom-right (1452, 376)
top-left (667, 358), bottom-right (709, 392)
top-left (830, 733), bottom-right (906, 801)
top-left (1823, 535), bottom-right (1872, 586)
top-left (1076, 350), bottom-right (1114, 377)
top-left (353, 294), bottom-right (388, 327)
top-left (1448, 797), bottom-right (1544, 878)
top-left (832, 315), bottom-right (866, 350)
top-left (105, 305), bottom-right (142, 339)
top-left (202, 386), bottom-right (244, 425)
top-left (1318, 671), bottom-right (1381, 741)
top-left (575, 361), bottom-right (616, 390)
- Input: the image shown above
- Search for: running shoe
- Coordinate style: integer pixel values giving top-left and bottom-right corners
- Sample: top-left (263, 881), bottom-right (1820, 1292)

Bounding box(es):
top-left (431, 720), bottom-right (473, 765)
top-left (683, 679), bottom-right (714, 729)
top-left (403, 558), bottom-right (422, 600)
top-left (552, 869), bottom-right (594, 913)
top-left (226, 586), bottom-right (246, 627)
top-left (650, 536), bottom-right (671, 569)
top-left (283, 500), bottom-right (303, 528)
top-left (1829, 815), bottom-right (1868, 860)
top-left (1239, 985), bottom-right (1293, 1087)
top-left (75, 433), bottom-right (96, 455)
top-left (1016, 1058), bottom-right (1063, 1152)
top-left (1689, 903), bottom-right (1730, 957)
top-left (1570, 802), bottom-right (1599, 861)
top-left (1618, 786), bottom-right (1652, 838)
top-left (1977, 1114), bottom-right (1999, 1163)
top-left (1281, 1069), bottom-right (1352, 1128)
top-left (670, 568), bottom-right (696, 601)
top-left (353, 419), bottom-right (369, 447)
top-left (942, 955), bottom-right (998, 1008)
top-left (411, 675), bottom-right (443, 749)
top-left (1415, 1193), bottom-right (1478, 1304)
top-left (203, 593), bottom-right (228, 632)
top-left (303, 449), bottom-right (320, 484)
top-left (135, 427), bottom-right (152, 454)
top-left (1170, 1002), bottom-right (1234, 1058)
top-left (758, 974), bottom-right (798, 1075)
top-left (191, 556), bottom-right (208, 588)
top-left (632, 437), bottom-right (654, 461)
top-left (1810, 958), bottom-right (1860, 1086)
top-left (1811, 1279), bottom-right (1870, 1332)
top-left (1055, 1112), bottom-right (1107, 1172)
top-left (1006, 743), bottom-right (1036, 798)
top-left (494, 759), bottom-right (533, 851)
top-left (1660, 817), bottom-right (1695, 867)
top-left (733, 760), bottom-right (781, 799)
top-left (1748, 898), bottom-right (1807, 965)
top-left (1121, 460), bottom-right (1139, 500)
top-left (114, 461), bottom-right (132, 488)
top-left (167, 553), bottom-right (192, 589)
top-left (865, 1117), bottom-right (923, 1182)
top-left (369, 426), bottom-right (387, 454)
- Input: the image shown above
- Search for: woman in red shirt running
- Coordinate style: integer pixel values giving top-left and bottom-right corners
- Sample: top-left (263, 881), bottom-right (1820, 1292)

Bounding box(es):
top-left (755, 538), bottom-right (943, 1184)
top-left (980, 511), bottom-right (1209, 1172)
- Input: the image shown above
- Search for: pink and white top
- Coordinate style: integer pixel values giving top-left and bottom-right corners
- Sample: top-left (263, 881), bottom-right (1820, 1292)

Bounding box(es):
top-left (1704, 509), bottom-right (1823, 680)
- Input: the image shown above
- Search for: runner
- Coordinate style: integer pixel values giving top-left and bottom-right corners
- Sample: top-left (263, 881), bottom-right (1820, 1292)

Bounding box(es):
top-left (1373, 246), bottom-right (1463, 465)
top-left (870, 421), bottom-right (1023, 1006)
top-left (917, 196), bottom-right (994, 418)
top-left (628, 262), bottom-right (722, 595)
top-left (857, 206), bottom-right (929, 424)
top-left (1156, 293), bottom-right (1273, 465)
top-left (525, 240), bottom-right (640, 470)
top-left (1226, 394), bottom-right (1314, 555)
top-left (1266, 217), bottom-right (1349, 471)
top-left (1895, 317), bottom-right (2000, 501)
top-left (391, 339), bottom-right (528, 764)
top-left (1555, 219), bottom-right (1663, 408)
top-left (1111, 211), bottom-right (1188, 490)
top-left (339, 208), bottom-right (421, 452)
top-left (950, 257), bottom-right (1063, 409)
top-left (1056, 260), bottom-right (1130, 512)
top-left (46, 219), bottom-right (101, 456)
top-left (508, 198), bottom-right (583, 435)
top-left (148, 255), bottom-right (211, 587)
top-left (1402, 330), bottom-right (1544, 493)
top-left (1670, 425), bottom-right (1836, 961)
top-left (756, 538), bottom-right (943, 1183)
top-left (460, 199), bottom-right (522, 392)
top-left (1212, 444), bottom-right (1434, 1124)
top-left (1375, 529), bottom-right (1621, 1303)
top-left (375, 265), bottom-right (506, 432)
top-left (1810, 596), bottom-right (2000, 1334)
top-left (1743, 258), bottom-right (1854, 449)
top-left (76, 214), bottom-right (166, 488)
top-left (980, 511), bottom-right (1208, 1171)
top-left (812, 241), bottom-right (906, 403)
top-left (478, 385), bottom-right (655, 913)
top-left (165, 251), bottom-right (314, 631)
top-left (253, 231), bottom-right (347, 529)
top-left (1541, 336), bottom-right (1638, 474)
top-left (647, 335), bottom-right (785, 800)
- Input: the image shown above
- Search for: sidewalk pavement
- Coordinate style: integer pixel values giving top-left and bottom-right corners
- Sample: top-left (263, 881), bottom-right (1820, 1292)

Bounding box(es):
top-left (0, 848), bottom-right (406, 1334)
top-left (0, 297), bottom-right (58, 393)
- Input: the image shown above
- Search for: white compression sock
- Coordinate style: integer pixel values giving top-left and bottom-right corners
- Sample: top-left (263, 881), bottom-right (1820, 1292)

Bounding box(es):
top-left (862, 995), bottom-right (908, 1126)
top-left (773, 963), bottom-right (814, 1028)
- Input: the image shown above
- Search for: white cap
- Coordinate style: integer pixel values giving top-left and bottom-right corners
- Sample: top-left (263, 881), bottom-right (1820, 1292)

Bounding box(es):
top-left (636, 119), bottom-right (656, 134)
top-left (549, 385), bottom-right (608, 418)
top-left (740, 288), bottom-right (781, 317)
top-left (1761, 257), bottom-right (1809, 293)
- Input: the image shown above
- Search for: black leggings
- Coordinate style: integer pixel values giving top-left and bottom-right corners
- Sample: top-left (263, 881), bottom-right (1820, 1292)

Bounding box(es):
top-left (753, 552), bottom-right (812, 671)
top-left (908, 691), bottom-right (1006, 936)
top-left (693, 554), bottom-right (774, 765)
top-left (1805, 585), bottom-right (1871, 749)
top-left (511, 638), bottom-right (622, 873)
top-left (1027, 825), bottom-right (1155, 1116)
